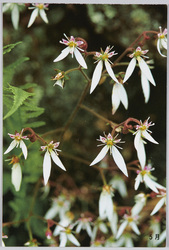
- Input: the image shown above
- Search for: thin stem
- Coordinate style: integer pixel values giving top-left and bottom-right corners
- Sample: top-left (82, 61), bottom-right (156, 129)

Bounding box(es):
top-left (41, 127), bottom-right (64, 138)
top-left (99, 169), bottom-right (107, 185)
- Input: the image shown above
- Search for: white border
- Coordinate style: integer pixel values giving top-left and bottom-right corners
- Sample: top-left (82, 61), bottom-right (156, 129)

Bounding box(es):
top-left (0, 1), bottom-right (169, 250)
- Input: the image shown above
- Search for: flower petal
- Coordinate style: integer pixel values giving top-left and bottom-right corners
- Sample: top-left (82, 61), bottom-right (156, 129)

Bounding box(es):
top-left (106, 194), bottom-right (114, 222)
top-left (141, 72), bottom-right (150, 103)
top-left (134, 132), bottom-right (146, 169)
top-left (144, 174), bottom-right (159, 193)
top-left (116, 220), bottom-right (128, 239)
top-left (90, 60), bottom-right (103, 94)
top-left (111, 146), bottom-right (128, 177)
top-left (11, 4), bottom-right (19, 30)
top-left (86, 223), bottom-right (92, 237)
top-left (138, 58), bottom-right (156, 86)
top-left (142, 130), bottom-right (159, 144)
top-left (44, 206), bottom-right (59, 219)
top-left (3, 3), bottom-right (11, 12)
top-left (20, 140), bottom-right (28, 159)
top-left (161, 38), bottom-right (167, 50)
top-left (74, 48), bottom-right (87, 69)
top-left (76, 222), bottom-right (82, 233)
top-left (112, 83), bottom-right (121, 114)
top-left (27, 8), bottom-right (39, 28)
top-left (43, 151), bottom-right (51, 185)
top-left (123, 57), bottom-right (136, 83)
top-left (39, 9), bottom-right (48, 23)
top-left (4, 140), bottom-right (17, 154)
top-left (59, 233), bottom-right (67, 247)
top-left (90, 145), bottom-right (109, 166)
top-left (11, 163), bottom-right (22, 191)
top-left (157, 39), bottom-right (167, 57)
top-left (150, 197), bottom-right (166, 216)
top-left (134, 174), bottom-right (142, 190)
top-left (105, 60), bottom-right (119, 83)
top-left (130, 221), bottom-right (140, 235)
top-left (50, 151), bottom-right (66, 171)
top-left (118, 83), bottom-right (128, 109)
top-left (53, 47), bottom-right (70, 62)
top-left (99, 191), bottom-right (107, 219)
top-left (67, 233), bottom-right (80, 246)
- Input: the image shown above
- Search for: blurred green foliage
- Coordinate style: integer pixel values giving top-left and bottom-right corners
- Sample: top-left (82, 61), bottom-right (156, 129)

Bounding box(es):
top-left (3, 4), bottom-right (167, 247)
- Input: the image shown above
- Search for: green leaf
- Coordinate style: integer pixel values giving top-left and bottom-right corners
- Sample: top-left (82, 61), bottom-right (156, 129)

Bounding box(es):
top-left (3, 41), bottom-right (22, 55)
top-left (3, 84), bottom-right (34, 120)
top-left (24, 121), bottom-right (45, 128)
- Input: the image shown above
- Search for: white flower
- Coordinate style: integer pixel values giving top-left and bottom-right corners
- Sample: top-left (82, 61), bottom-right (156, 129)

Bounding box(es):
top-left (41, 141), bottom-right (66, 185)
top-left (75, 215), bottom-right (93, 237)
top-left (4, 129), bottom-right (29, 159)
top-left (52, 72), bottom-right (65, 88)
top-left (10, 156), bottom-right (22, 192)
top-left (3, 3), bottom-right (23, 29)
top-left (59, 227), bottom-right (80, 247)
top-left (45, 194), bottom-right (71, 220)
top-left (90, 133), bottom-right (128, 177)
top-left (112, 81), bottom-right (128, 114)
top-left (99, 185), bottom-right (114, 222)
top-left (90, 46), bottom-right (119, 94)
top-left (135, 164), bottom-right (164, 193)
top-left (134, 117), bottom-right (158, 169)
top-left (109, 175), bottom-right (127, 198)
top-left (91, 218), bottom-right (108, 241)
top-left (123, 47), bottom-right (156, 103)
top-left (27, 3), bottom-right (49, 28)
top-left (151, 190), bottom-right (166, 216)
top-left (116, 214), bottom-right (140, 239)
top-left (53, 211), bottom-right (74, 236)
top-left (109, 206), bottom-right (118, 235)
top-left (131, 193), bottom-right (147, 216)
top-left (53, 34), bottom-right (87, 69)
top-left (157, 27), bottom-right (167, 57)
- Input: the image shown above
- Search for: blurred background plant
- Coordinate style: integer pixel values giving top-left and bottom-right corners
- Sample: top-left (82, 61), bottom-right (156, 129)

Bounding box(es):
top-left (3, 4), bottom-right (167, 247)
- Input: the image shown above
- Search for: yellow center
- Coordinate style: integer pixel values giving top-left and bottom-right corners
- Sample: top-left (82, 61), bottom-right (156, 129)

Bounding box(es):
top-left (103, 185), bottom-right (111, 193)
top-left (68, 41), bottom-right (76, 48)
top-left (107, 140), bottom-right (113, 146)
top-left (37, 4), bottom-right (44, 9)
top-left (101, 54), bottom-right (108, 60)
top-left (134, 51), bottom-right (142, 57)
top-left (15, 135), bottom-right (21, 141)
top-left (127, 217), bottom-right (133, 222)
top-left (65, 228), bottom-right (71, 234)
top-left (160, 34), bottom-right (165, 39)
top-left (140, 125), bottom-right (147, 131)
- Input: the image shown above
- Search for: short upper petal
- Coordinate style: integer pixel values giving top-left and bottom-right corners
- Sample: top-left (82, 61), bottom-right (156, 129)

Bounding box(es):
top-left (53, 47), bottom-right (70, 62)
top-left (90, 60), bottom-right (103, 94)
top-left (123, 57), bottom-right (136, 83)
top-left (90, 145), bottom-right (109, 166)
top-left (138, 58), bottom-right (156, 86)
top-left (51, 151), bottom-right (66, 171)
top-left (43, 151), bottom-right (51, 185)
top-left (111, 146), bottom-right (128, 177)
top-left (74, 48), bottom-right (87, 69)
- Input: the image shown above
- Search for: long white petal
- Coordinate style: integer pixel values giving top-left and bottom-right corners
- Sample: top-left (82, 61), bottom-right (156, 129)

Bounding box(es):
top-left (90, 60), bottom-right (103, 94)
top-left (3, 3), bottom-right (11, 12)
top-left (11, 5), bottom-right (19, 30)
top-left (74, 48), bottom-right (87, 69)
top-left (134, 174), bottom-right (142, 190)
top-left (131, 201), bottom-right (145, 216)
top-left (150, 197), bottom-right (166, 216)
top-left (51, 151), bottom-right (66, 171)
top-left (125, 237), bottom-right (134, 247)
top-left (53, 47), bottom-right (70, 62)
top-left (106, 194), bottom-right (114, 221)
top-left (112, 83), bottom-right (120, 114)
top-left (76, 222), bottom-right (82, 233)
top-left (123, 58), bottom-right (136, 83)
top-left (99, 192), bottom-right (107, 218)
top-left (141, 72), bottom-right (150, 103)
top-left (157, 39), bottom-right (167, 57)
top-left (86, 224), bottom-right (92, 237)
top-left (59, 233), bottom-right (67, 247)
top-left (11, 163), bottom-right (22, 191)
top-left (105, 60), bottom-right (119, 83)
top-left (134, 132), bottom-right (146, 169)
top-left (67, 233), bottom-right (80, 246)
top-left (118, 83), bottom-right (128, 109)
top-left (4, 140), bottom-right (17, 154)
top-left (99, 222), bottom-right (108, 234)
top-left (116, 220), bottom-right (128, 239)
top-left (110, 212), bottom-right (118, 234)
top-left (43, 151), bottom-right (51, 185)
top-left (144, 175), bottom-right (159, 193)
top-left (138, 58), bottom-right (156, 86)
top-left (90, 145), bottom-right (109, 166)
top-left (112, 146), bottom-right (128, 177)
top-left (161, 39), bottom-right (167, 50)
top-left (27, 8), bottom-right (38, 28)
top-left (130, 222), bottom-right (140, 235)
top-left (142, 130), bottom-right (159, 144)
top-left (20, 140), bottom-right (28, 159)
top-left (44, 206), bottom-right (59, 219)
top-left (39, 9), bottom-right (48, 23)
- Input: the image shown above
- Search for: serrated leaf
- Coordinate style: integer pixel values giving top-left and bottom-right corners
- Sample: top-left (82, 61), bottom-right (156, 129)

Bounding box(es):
top-left (3, 84), bottom-right (34, 120)
top-left (3, 41), bottom-right (22, 55)
top-left (24, 121), bottom-right (45, 128)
